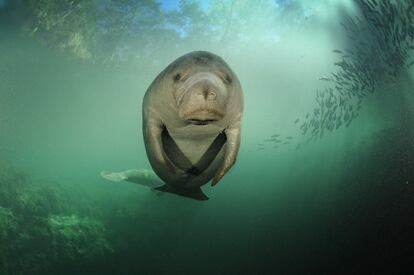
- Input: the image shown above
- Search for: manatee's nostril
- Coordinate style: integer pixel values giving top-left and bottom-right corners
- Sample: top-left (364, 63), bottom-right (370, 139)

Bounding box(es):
top-left (203, 90), bottom-right (216, 100)
top-left (202, 90), bottom-right (209, 99)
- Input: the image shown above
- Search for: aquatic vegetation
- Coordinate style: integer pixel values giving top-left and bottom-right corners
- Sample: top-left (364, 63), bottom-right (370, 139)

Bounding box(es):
top-left (0, 167), bottom-right (112, 274)
top-left (0, 207), bottom-right (16, 241)
top-left (0, 207), bottom-right (17, 272)
top-left (48, 215), bottom-right (112, 260)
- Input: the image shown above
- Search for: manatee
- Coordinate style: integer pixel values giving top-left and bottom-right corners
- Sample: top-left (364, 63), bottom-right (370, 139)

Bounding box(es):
top-left (142, 51), bottom-right (243, 200)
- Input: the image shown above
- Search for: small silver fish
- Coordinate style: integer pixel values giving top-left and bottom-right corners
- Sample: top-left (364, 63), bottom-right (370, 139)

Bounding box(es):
top-left (317, 76), bottom-right (331, 81)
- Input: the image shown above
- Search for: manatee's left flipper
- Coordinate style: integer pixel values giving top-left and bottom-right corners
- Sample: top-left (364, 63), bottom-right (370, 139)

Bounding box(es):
top-left (101, 169), bottom-right (164, 188)
top-left (212, 117), bottom-right (242, 186)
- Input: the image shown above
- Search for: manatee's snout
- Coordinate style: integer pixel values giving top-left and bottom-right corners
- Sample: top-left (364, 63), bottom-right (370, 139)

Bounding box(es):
top-left (187, 81), bottom-right (219, 107)
top-left (192, 82), bottom-right (217, 101)
top-left (177, 73), bottom-right (227, 125)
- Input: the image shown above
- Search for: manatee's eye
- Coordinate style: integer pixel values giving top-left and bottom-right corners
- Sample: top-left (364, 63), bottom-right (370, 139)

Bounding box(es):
top-left (225, 74), bottom-right (232, 84)
top-left (173, 73), bottom-right (181, 82)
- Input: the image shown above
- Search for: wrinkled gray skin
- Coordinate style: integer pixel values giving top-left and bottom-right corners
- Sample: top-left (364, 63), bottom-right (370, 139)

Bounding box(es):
top-left (143, 51), bottom-right (243, 195)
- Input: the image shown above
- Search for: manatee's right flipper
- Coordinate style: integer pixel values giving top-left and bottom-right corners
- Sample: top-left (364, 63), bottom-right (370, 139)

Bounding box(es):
top-left (154, 185), bottom-right (209, 201)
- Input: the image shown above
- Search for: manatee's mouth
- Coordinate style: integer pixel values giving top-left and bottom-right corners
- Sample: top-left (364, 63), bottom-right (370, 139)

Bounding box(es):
top-left (183, 109), bottom-right (224, 126)
top-left (187, 118), bottom-right (217, 125)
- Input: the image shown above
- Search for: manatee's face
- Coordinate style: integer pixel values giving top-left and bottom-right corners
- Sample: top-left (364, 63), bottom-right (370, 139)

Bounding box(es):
top-left (170, 61), bottom-right (233, 126)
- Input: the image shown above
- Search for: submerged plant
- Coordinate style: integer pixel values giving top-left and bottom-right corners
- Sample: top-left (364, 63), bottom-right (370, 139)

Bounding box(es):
top-left (0, 206), bottom-right (16, 241)
top-left (48, 215), bottom-right (112, 260)
top-left (0, 166), bottom-right (113, 274)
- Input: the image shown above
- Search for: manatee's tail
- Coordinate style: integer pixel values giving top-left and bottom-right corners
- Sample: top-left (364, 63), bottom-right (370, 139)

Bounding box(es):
top-left (101, 169), bottom-right (208, 200)
top-left (154, 185), bottom-right (209, 201)
top-left (100, 169), bottom-right (164, 188)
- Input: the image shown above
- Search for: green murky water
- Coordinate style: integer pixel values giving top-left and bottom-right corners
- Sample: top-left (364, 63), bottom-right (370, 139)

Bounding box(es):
top-left (1, 1), bottom-right (413, 274)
